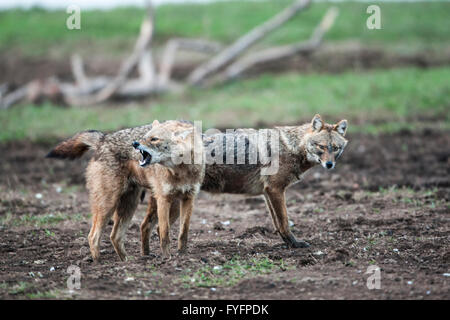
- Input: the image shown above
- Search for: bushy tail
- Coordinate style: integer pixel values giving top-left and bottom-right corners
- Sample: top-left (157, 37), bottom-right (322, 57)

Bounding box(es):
top-left (46, 130), bottom-right (104, 160)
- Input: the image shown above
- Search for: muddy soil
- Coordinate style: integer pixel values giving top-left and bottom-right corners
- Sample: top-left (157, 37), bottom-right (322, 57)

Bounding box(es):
top-left (0, 129), bottom-right (449, 299)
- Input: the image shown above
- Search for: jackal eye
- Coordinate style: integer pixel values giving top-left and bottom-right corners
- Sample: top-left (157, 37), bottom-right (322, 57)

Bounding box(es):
top-left (315, 144), bottom-right (326, 150)
top-left (332, 145), bottom-right (339, 152)
top-left (150, 137), bottom-right (159, 142)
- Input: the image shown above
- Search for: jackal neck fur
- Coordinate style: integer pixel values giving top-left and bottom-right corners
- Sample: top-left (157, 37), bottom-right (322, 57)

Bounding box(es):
top-left (202, 117), bottom-right (348, 196)
top-left (130, 120), bottom-right (205, 200)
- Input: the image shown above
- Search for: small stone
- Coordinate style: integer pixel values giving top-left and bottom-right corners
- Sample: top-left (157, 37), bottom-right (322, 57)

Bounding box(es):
top-left (35, 193), bottom-right (43, 199)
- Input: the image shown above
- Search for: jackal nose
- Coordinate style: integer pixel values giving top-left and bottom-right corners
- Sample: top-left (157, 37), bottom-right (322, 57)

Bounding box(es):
top-left (326, 161), bottom-right (334, 169)
top-left (132, 141), bottom-right (140, 149)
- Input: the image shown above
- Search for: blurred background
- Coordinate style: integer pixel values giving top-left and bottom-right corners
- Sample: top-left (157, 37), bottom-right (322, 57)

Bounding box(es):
top-left (0, 0), bottom-right (449, 140)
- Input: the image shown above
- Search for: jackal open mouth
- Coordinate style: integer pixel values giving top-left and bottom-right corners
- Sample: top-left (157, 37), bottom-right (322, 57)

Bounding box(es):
top-left (132, 141), bottom-right (152, 167)
top-left (138, 149), bottom-right (152, 167)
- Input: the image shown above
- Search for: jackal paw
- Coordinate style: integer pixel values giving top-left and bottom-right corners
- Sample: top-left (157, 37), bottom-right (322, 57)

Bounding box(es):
top-left (291, 240), bottom-right (310, 248)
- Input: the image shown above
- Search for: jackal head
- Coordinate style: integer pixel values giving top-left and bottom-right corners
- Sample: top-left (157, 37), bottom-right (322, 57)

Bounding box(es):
top-left (304, 114), bottom-right (348, 170)
top-left (133, 120), bottom-right (199, 168)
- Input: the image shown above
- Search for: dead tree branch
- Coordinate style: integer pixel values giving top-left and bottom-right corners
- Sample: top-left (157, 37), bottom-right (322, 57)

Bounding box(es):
top-left (210, 7), bottom-right (339, 85)
top-left (0, 1), bottom-right (341, 109)
top-left (158, 38), bottom-right (223, 89)
top-left (66, 5), bottom-right (155, 105)
top-left (187, 0), bottom-right (311, 86)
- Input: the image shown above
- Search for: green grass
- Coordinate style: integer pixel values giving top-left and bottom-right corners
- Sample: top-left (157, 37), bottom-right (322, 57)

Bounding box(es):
top-left (180, 256), bottom-right (288, 288)
top-left (1, 67), bottom-right (448, 142)
top-left (0, 281), bottom-right (66, 299)
top-left (0, 212), bottom-right (84, 227)
top-left (1, 1), bottom-right (449, 56)
top-left (8, 281), bottom-right (32, 295)
top-left (25, 290), bottom-right (61, 299)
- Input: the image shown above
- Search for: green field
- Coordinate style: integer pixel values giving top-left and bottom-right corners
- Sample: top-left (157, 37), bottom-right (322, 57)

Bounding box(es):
top-left (0, 1), bottom-right (449, 142)
top-left (1, 67), bottom-right (449, 142)
top-left (1, 1), bottom-right (449, 56)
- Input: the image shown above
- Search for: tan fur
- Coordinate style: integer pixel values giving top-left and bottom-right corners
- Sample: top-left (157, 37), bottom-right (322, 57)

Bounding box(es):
top-left (141, 114), bottom-right (349, 249)
top-left (47, 121), bottom-right (204, 261)
top-left (133, 121), bottom-right (205, 258)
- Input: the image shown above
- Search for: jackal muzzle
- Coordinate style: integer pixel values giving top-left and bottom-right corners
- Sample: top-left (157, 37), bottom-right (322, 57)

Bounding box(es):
top-left (132, 141), bottom-right (152, 167)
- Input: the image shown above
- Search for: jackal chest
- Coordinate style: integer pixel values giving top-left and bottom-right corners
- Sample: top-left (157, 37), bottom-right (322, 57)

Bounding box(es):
top-left (160, 182), bottom-right (201, 197)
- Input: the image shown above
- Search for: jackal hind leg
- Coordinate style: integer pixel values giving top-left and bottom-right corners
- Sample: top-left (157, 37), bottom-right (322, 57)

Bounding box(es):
top-left (87, 182), bottom-right (121, 263)
top-left (264, 188), bottom-right (310, 248)
top-left (110, 185), bottom-right (140, 261)
top-left (263, 193), bottom-right (280, 234)
top-left (169, 200), bottom-right (181, 226)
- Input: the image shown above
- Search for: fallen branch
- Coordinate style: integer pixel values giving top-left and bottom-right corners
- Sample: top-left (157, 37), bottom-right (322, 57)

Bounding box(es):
top-left (70, 54), bottom-right (89, 88)
top-left (211, 7), bottom-right (339, 85)
top-left (158, 38), bottom-right (223, 89)
top-left (66, 5), bottom-right (155, 105)
top-left (0, 1), bottom-right (342, 109)
top-left (187, 0), bottom-right (311, 86)
top-left (0, 84), bottom-right (29, 109)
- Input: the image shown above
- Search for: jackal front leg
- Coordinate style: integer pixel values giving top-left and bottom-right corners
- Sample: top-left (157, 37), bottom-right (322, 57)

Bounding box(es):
top-left (156, 196), bottom-right (171, 258)
top-left (178, 196), bottom-right (194, 253)
top-left (264, 188), bottom-right (310, 248)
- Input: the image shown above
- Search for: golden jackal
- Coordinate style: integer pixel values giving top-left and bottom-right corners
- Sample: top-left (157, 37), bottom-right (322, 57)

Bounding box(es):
top-left (141, 114), bottom-right (348, 251)
top-left (47, 120), bottom-right (204, 261)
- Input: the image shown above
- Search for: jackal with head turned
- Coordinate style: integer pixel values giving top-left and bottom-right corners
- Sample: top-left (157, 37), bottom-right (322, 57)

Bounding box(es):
top-left (141, 114), bottom-right (348, 252)
top-left (47, 120), bottom-right (204, 261)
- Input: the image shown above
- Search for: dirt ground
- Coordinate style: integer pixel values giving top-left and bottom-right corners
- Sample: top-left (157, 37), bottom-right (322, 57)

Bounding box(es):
top-left (0, 129), bottom-right (449, 299)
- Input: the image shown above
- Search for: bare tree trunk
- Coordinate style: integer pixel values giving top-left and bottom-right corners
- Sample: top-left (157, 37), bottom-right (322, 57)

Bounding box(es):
top-left (66, 6), bottom-right (156, 105)
top-left (0, 1), bottom-right (342, 109)
top-left (0, 85), bottom-right (29, 110)
top-left (211, 7), bottom-right (339, 85)
top-left (187, 0), bottom-right (311, 86)
top-left (70, 54), bottom-right (89, 88)
top-left (158, 38), bottom-right (223, 89)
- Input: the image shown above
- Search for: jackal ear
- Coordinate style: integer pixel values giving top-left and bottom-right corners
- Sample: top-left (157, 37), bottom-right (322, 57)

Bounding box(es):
top-left (334, 120), bottom-right (348, 136)
top-left (152, 120), bottom-right (160, 127)
top-left (311, 114), bottom-right (323, 132)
